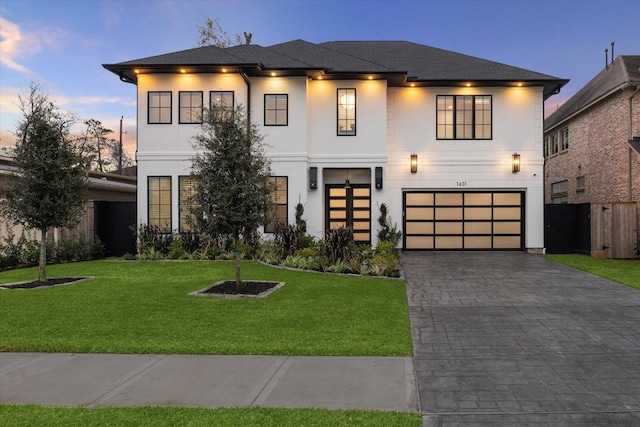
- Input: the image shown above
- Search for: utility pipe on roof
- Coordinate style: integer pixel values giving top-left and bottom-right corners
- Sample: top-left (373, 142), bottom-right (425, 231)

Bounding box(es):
top-left (628, 85), bottom-right (640, 202)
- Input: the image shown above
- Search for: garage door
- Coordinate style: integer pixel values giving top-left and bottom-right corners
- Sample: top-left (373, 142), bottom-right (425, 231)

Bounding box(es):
top-left (403, 191), bottom-right (524, 250)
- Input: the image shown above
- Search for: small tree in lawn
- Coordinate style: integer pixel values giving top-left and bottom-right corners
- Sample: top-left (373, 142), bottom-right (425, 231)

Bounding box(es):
top-left (190, 104), bottom-right (271, 290)
top-left (0, 83), bottom-right (88, 282)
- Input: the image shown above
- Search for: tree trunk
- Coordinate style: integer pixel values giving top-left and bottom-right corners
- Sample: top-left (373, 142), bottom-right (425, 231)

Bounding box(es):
top-left (39, 228), bottom-right (47, 282)
top-left (234, 234), bottom-right (243, 291)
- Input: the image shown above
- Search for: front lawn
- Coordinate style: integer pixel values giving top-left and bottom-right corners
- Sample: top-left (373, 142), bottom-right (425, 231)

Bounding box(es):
top-left (0, 405), bottom-right (422, 427)
top-left (0, 260), bottom-right (412, 356)
top-left (542, 255), bottom-right (640, 290)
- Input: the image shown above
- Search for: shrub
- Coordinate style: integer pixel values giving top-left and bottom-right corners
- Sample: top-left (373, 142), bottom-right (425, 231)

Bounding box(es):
top-left (324, 226), bottom-right (353, 264)
top-left (376, 203), bottom-right (402, 246)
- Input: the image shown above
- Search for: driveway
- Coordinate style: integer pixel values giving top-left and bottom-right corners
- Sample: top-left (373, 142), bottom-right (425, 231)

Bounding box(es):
top-left (402, 252), bottom-right (640, 425)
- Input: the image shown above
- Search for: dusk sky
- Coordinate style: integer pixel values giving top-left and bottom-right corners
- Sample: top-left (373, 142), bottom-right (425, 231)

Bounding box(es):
top-left (1, 0), bottom-right (638, 157)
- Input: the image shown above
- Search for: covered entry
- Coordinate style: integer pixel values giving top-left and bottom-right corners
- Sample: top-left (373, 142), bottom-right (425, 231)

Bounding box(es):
top-left (403, 191), bottom-right (524, 250)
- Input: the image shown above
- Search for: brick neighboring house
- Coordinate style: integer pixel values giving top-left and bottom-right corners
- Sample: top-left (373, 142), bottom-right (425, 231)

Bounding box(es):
top-left (544, 55), bottom-right (640, 242)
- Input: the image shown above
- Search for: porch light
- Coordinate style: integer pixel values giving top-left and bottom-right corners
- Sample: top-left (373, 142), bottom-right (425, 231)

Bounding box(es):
top-left (410, 154), bottom-right (418, 173)
top-left (512, 153), bottom-right (521, 173)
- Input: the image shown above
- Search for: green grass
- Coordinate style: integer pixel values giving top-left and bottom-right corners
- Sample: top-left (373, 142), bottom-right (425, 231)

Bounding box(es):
top-left (0, 405), bottom-right (422, 427)
top-left (0, 260), bottom-right (412, 356)
top-left (542, 255), bottom-right (640, 290)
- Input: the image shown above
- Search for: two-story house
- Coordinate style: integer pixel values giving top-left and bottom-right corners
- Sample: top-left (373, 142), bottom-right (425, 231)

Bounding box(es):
top-left (544, 55), bottom-right (640, 244)
top-left (104, 40), bottom-right (567, 251)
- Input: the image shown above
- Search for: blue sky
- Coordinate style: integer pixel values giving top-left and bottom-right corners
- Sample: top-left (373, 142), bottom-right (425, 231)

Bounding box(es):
top-left (1, 0), bottom-right (638, 155)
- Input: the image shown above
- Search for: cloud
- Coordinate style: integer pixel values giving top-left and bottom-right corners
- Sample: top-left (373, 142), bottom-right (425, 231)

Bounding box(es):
top-left (0, 16), bottom-right (31, 73)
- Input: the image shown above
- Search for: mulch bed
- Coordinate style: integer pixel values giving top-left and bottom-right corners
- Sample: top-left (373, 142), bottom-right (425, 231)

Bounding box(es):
top-left (1, 277), bottom-right (91, 290)
top-left (190, 280), bottom-right (285, 298)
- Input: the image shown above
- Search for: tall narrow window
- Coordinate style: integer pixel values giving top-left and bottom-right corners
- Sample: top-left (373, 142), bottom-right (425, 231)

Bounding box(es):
top-left (148, 91), bottom-right (172, 124)
top-left (543, 137), bottom-right (549, 158)
top-left (551, 134), bottom-right (559, 155)
top-left (148, 176), bottom-right (172, 230)
top-left (179, 91), bottom-right (203, 124)
top-left (265, 94), bottom-right (288, 126)
top-left (210, 91), bottom-right (234, 113)
top-left (337, 88), bottom-right (356, 136)
top-left (437, 95), bottom-right (492, 139)
top-left (561, 128), bottom-right (569, 151)
top-left (179, 176), bottom-right (196, 231)
top-left (265, 176), bottom-right (288, 233)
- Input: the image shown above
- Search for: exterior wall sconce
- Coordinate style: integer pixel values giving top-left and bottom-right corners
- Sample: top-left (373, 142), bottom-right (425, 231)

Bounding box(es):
top-left (410, 154), bottom-right (418, 173)
top-left (512, 153), bottom-right (521, 173)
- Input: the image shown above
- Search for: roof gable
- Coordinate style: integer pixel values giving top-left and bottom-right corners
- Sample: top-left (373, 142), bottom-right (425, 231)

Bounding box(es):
top-left (545, 55), bottom-right (640, 130)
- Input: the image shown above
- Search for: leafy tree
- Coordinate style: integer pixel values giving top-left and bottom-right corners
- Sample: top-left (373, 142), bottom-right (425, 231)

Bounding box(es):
top-left (0, 83), bottom-right (88, 282)
top-left (75, 119), bottom-right (133, 173)
top-left (195, 16), bottom-right (252, 47)
top-left (190, 105), bottom-right (271, 290)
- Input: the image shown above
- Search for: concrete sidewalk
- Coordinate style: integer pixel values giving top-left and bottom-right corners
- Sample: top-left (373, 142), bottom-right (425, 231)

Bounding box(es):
top-left (0, 352), bottom-right (418, 412)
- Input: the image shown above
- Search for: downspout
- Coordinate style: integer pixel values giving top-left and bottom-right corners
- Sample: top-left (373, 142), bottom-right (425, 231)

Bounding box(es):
top-left (628, 85), bottom-right (640, 201)
top-left (239, 68), bottom-right (251, 132)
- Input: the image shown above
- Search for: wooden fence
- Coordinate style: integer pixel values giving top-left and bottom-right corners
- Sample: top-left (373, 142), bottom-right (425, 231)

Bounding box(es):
top-left (590, 202), bottom-right (637, 259)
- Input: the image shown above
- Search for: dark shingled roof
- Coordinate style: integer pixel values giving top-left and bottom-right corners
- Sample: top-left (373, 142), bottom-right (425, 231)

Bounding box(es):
top-left (104, 40), bottom-right (568, 98)
top-left (545, 55), bottom-right (640, 130)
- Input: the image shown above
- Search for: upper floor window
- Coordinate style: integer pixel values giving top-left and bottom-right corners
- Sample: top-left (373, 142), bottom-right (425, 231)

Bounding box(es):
top-left (148, 91), bottom-right (172, 124)
top-left (265, 176), bottom-right (288, 233)
top-left (576, 176), bottom-right (585, 192)
top-left (210, 91), bottom-right (234, 113)
top-left (543, 137), bottom-right (549, 158)
top-left (560, 128), bottom-right (569, 151)
top-left (264, 94), bottom-right (288, 126)
top-left (437, 95), bottom-right (492, 140)
top-left (551, 180), bottom-right (568, 204)
top-left (148, 176), bottom-right (172, 230)
top-left (179, 92), bottom-right (203, 124)
top-left (337, 88), bottom-right (356, 136)
top-left (551, 134), bottom-right (559, 155)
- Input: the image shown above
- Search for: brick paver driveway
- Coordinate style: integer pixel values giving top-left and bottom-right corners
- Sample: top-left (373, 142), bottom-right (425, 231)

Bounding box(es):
top-left (403, 252), bottom-right (640, 425)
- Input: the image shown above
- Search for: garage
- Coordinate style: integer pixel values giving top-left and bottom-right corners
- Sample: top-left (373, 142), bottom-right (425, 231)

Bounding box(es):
top-left (403, 191), bottom-right (524, 250)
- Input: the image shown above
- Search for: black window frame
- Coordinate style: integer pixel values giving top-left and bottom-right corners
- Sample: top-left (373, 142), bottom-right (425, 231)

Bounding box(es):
top-left (265, 176), bottom-right (288, 233)
top-left (209, 91), bottom-right (235, 113)
top-left (337, 88), bottom-right (356, 136)
top-left (148, 176), bottom-right (172, 231)
top-left (148, 91), bottom-right (172, 124)
top-left (436, 95), bottom-right (492, 140)
top-left (179, 91), bottom-right (203, 124)
top-left (178, 176), bottom-right (196, 231)
top-left (264, 94), bottom-right (288, 126)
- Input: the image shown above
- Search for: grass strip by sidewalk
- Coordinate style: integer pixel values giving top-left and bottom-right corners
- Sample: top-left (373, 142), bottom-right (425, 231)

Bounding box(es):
top-left (0, 405), bottom-right (422, 427)
top-left (542, 255), bottom-right (639, 290)
top-left (0, 260), bottom-right (412, 356)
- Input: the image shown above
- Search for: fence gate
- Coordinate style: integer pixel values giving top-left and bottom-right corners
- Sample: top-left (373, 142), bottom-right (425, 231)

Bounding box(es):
top-left (94, 201), bottom-right (136, 257)
top-left (591, 202), bottom-right (637, 259)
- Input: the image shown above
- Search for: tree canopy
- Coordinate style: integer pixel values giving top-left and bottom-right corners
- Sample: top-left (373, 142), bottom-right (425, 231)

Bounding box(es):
top-left (0, 83), bottom-right (88, 281)
top-left (190, 105), bottom-right (271, 289)
top-left (195, 16), bottom-right (252, 48)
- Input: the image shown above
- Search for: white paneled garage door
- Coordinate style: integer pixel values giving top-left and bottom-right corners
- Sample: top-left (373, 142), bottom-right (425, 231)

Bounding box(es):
top-left (403, 191), bottom-right (524, 250)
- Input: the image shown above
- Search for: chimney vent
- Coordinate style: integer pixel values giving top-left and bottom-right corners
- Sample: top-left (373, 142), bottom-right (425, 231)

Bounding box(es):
top-left (611, 41), bottom-right (615, 62)
top-left (605, 48), bottom-right (609, 68)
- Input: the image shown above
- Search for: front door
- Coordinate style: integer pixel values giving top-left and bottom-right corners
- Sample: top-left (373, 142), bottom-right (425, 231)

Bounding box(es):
top-left (326, 184), bottom-right (371, 244)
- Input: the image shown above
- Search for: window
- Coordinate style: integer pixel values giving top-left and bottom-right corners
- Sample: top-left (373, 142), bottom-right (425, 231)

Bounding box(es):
top-left (543, 137), bottom-right (549, 158)
top-left (551, 134), bottom-right (559, 155)
top-left (265, 176), bottom-right (287, 233)
top-left (148, 176), bottom-right (172, 230)
top-left (148, 91), bottom-right (172, 124)
top-left (265, 94), bottom-right (288, 126)
top-left (551, 180), bottom-right (568, 204)
top-left (179, 92), bottom-right (203, 124)
top-left (179, 176), bottom-right (196, 231)
top-left (577, 176), bottom-right (585, 192)
top-left (437, 95), bottom-right (492, 139)
top-left (210, 91), bottom-right (234, 113)
top-left (337, 89), bottom-right (356, 135)
top-left (560, 128), bottom-right (569, 151)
